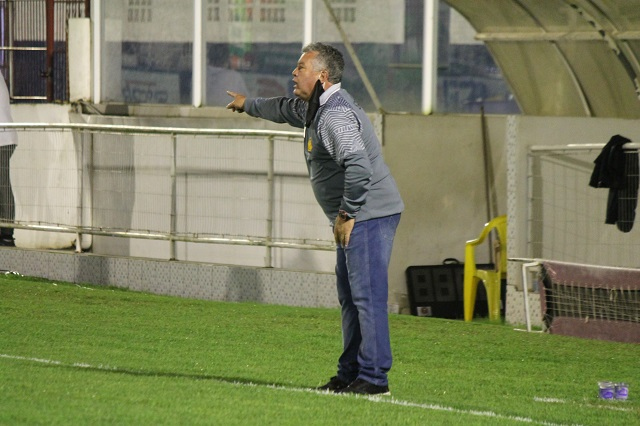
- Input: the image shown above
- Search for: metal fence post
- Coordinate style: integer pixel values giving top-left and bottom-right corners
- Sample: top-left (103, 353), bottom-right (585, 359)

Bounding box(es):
top-left (266, 135), bottom-right (275, 267)
top-left (170, 132), bottom-right (177, 260)
top-left (75, 128), bottom-right (83, 253)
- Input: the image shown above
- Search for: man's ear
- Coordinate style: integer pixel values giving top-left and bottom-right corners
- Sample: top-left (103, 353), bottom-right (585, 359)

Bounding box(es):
top-left (319, 69), bottom-right (329, 84)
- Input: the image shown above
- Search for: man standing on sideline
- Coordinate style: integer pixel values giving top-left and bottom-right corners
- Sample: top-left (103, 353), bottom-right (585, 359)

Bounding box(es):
top-left (0, 74), bottom-right (17, 246)
top-left (226, 43), bottom-right (404, 395)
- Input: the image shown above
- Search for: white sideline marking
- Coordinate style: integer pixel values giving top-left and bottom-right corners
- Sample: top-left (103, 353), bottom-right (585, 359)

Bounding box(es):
top-left (534, 395), bottom-right (635, 413)
top-left (1, 353), bottom-right (118, 371)
top-left (535, 397), bottom-right (567, 403)
top-left (2, 353), bottom-right (575, 425)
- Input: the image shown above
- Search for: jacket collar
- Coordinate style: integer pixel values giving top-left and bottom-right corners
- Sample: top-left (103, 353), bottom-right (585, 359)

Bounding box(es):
top-left (320, 83), bottom-right (341, 106)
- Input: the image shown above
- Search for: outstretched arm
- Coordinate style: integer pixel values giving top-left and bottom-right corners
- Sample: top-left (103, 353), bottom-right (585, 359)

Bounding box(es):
top-left (228, 93), bottom-right (306, 128)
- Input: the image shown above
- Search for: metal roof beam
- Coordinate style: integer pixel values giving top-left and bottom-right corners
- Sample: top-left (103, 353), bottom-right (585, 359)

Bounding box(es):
top-left (476, 31), bottom-right (640, 42)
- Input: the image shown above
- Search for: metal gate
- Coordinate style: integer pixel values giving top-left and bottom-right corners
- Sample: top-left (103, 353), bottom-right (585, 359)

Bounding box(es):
top-left (0, 0), bottom-right (89, 102)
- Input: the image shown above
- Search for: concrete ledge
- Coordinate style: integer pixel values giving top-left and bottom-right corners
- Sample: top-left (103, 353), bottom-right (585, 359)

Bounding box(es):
top-left (0, 247), bottom-right (339, 309)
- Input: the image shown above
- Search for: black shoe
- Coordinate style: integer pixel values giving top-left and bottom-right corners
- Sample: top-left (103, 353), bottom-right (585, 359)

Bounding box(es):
top-left (0, 238), bottom-right (15, 247)
top-left (316, 376), bottom-right (351, 392)
top-left (335, 378), bottom-right (390, 396)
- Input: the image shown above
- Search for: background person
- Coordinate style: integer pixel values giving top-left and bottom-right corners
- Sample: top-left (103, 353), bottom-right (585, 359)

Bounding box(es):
top-left (0, 74), bottom-right (17, 246)
top-left (206, 44), bottom-right (249, 106)
top-left (226, 42), bottom-right (404, 395)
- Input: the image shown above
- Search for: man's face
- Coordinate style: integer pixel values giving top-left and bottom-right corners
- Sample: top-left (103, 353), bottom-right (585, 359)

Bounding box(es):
top-left (292, 51), bottom-right (321, 101)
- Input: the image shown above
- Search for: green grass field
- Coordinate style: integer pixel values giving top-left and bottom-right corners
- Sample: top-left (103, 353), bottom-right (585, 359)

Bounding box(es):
top-left (1, 273), bottom-right (638, 425)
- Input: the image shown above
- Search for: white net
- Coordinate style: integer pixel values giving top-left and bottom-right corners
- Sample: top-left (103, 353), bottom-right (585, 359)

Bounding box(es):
top-left (543, 281), bottom-right (640, 323)
top-left (539, 260), bottom-right (640, 342)
top-left (527, 145), bottom-right (640, 268)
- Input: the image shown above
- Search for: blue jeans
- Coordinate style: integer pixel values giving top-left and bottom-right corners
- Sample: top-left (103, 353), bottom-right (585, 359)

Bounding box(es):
top-left (335, 213), bottom-right (401, 387)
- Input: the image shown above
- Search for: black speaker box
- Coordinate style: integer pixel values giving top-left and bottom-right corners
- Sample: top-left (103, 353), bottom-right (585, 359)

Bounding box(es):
top-left (406, 261), bottom-right (502, 319)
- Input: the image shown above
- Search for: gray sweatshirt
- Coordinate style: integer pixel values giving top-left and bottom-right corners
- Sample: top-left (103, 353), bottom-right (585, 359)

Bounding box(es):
top-left (244, 86), bottom-right (404, 224)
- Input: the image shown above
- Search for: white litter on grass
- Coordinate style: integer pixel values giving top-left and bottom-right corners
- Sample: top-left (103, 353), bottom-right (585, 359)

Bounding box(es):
top-left (75, 284), bottom-right (95, 290)
top-left (1, 353), bottom-right (577, 425)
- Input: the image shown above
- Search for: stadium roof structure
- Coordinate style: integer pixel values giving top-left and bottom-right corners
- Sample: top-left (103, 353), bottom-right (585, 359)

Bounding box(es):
top-left (446, 0), bottom-right (640, 118)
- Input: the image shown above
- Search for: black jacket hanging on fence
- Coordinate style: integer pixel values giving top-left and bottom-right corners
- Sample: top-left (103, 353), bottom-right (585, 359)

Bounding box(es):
top-left (589, 134), bottom-right (639, 233)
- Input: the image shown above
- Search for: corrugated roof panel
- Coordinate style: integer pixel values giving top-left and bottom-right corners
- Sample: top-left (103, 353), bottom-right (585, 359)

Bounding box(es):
top-left (486, 42), bottom-right (590, 116)
top-left (446, 0), bottom-right (640, 117)
top-left (556, 40), bottom-right (640, 118)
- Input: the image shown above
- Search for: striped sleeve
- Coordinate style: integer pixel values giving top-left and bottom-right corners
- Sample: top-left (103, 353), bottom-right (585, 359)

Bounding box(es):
top-left (318, 105), bottom-right (366, 164)
top-left (318, 102), bottom-right (372, 215)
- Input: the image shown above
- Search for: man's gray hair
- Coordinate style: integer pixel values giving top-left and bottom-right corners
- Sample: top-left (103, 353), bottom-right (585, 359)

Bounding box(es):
top-left (302, 43), bottom-right (344, 84)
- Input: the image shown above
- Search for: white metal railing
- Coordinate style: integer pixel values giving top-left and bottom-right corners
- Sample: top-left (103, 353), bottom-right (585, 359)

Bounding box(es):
top-left (0, 123), bottom-right (335, 267)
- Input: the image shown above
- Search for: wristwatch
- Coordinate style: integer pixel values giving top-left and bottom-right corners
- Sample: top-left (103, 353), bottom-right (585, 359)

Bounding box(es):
top-left (338, 210), bottom-right (354, 221)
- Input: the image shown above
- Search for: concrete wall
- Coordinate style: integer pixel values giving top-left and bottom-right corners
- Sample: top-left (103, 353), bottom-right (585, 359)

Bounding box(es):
top-left (8, 104), bottom-right (640, 325)
top-left (383, 114), bottom-right (509, 311)
top-left (10, 104), bottom-right (509, 315)
top-left (71, 109), bottom-right (511, 315)
top-left (384, 113), bottom-right (640, 322)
